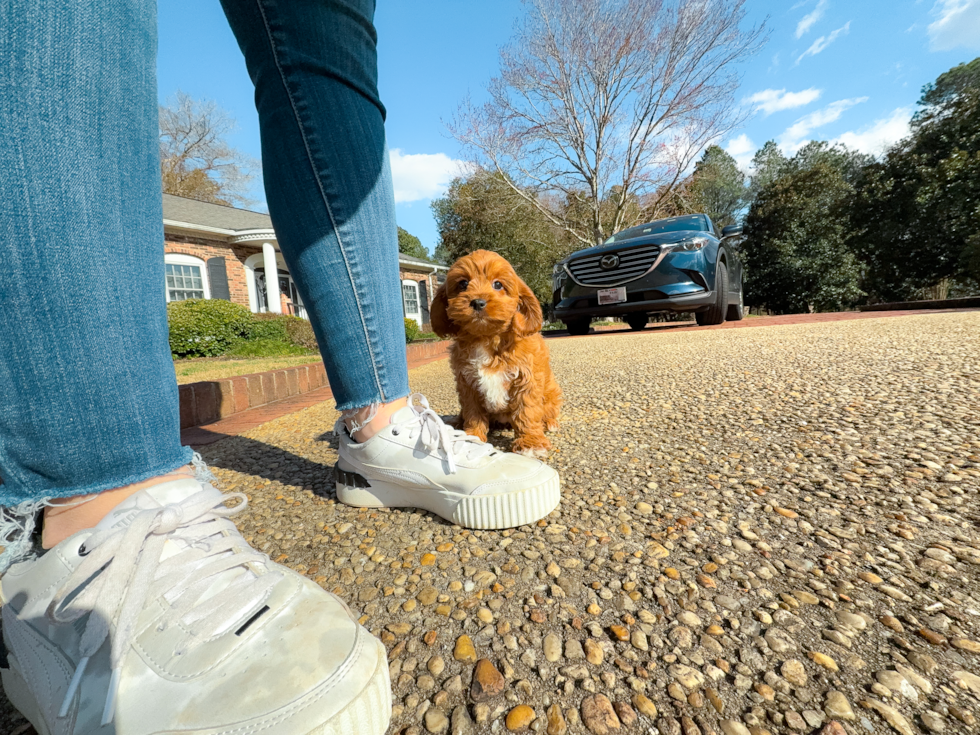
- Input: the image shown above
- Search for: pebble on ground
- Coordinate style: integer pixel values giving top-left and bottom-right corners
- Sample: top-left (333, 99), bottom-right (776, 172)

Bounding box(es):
top-left (2, 311), bottom-right (979, 735)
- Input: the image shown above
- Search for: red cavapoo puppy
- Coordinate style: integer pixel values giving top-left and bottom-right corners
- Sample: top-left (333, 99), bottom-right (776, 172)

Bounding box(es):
top-left (430, 250), bottom-right (562, 457)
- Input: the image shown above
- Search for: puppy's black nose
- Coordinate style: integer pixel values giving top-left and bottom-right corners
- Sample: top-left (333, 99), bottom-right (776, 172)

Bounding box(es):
top-left (470, 299), bottom-right (487, 311)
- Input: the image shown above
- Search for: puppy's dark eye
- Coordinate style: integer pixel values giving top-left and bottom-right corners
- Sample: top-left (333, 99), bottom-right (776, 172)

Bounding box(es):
top-left (457, 280), bottom-right (469, 292)
top-left (492, 281), bottom-right (504, 291)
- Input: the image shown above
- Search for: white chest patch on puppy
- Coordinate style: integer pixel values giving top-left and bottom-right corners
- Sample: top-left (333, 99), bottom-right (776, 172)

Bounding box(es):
top-left (467, 346), bottom-right (513, 413)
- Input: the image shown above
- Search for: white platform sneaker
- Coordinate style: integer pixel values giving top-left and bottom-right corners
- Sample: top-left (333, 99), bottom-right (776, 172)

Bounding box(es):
top-left (0, 479), bottom-right (390, 735)
top-left (335, 394), bottom-right (561, 529)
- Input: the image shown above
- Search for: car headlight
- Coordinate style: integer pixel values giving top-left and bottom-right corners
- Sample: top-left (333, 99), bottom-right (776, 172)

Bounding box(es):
top-left (552, 263), bottom-right (567, 292)
top-left (669, 237), bottom-right (709, 252)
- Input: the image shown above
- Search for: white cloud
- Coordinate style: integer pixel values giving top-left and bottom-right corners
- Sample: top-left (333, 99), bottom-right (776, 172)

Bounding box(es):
top-left (779, 97), bottom-right (868, 152)
top-left (796, 0), bottom-right (829, 38)
top-left (831, 107), bottom-right (913, 155)
top-left (796, 21), bottom-right (851, 64)
top-left (928, 0), bottom-right (980, 51)
top-left (746, 88), bottom-right (822, 116)
top-left (725, 134), bottom-right (757, 173)
top-left (388, 149), bottom-right (470, 204)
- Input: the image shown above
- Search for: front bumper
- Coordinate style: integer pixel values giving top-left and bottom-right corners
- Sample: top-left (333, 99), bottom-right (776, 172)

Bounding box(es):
top-left (553, 249), bottom-right (716, 320)
top-left (554, 289), bottom-right (715, 320)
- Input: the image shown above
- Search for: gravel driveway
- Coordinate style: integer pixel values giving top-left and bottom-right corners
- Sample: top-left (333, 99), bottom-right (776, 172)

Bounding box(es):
top-left (3, 311), bottom-right (979, 735)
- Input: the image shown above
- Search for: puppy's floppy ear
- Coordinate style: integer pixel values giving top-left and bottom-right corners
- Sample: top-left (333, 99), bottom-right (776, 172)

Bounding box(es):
top-left (512, 278), bottom-right (543, 336)
top-left (429, 283), bottom-right (459, 338)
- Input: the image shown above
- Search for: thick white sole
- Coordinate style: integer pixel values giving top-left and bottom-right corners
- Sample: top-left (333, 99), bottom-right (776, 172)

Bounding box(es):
top-left (335, 463), bottom-right (561, 529)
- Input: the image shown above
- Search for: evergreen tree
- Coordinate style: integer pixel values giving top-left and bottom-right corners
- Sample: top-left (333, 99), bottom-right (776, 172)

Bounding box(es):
top-left (850, 57), bottom-right (980, 301)
top-left (785, 141), bottom-right (874, 186)
top-left (742, 161), bottom-right (863, 313)
top-left (746, 141), bottom-right (787, 201)
top-left (687, 146), bottom-right (746, 227)
top-left (917, 57), bottom-right (980, 112)
top-left (397, 227), bottom-right (430, 261)
top-left (430, 171), bottom-right (566, 302)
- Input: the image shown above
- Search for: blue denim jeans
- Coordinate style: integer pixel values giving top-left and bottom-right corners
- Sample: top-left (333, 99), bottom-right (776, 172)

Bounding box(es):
top-left (0, 0), bottom-right (409, 508)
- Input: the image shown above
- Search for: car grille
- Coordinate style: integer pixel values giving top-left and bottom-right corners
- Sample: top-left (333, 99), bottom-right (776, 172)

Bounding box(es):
top-left (567, 244), bottom-right (661, 286)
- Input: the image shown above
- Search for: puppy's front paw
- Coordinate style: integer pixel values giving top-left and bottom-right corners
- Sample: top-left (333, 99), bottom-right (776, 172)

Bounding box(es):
top-left (517, 446), bottom-right (550, 459)
top-left (545, 420), bottom-right (560, 433)
top-left (512, 436), bottom-right (551, 458)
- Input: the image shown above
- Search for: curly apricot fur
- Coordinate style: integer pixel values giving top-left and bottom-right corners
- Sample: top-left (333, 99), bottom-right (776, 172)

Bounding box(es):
top-left (431, 250), bottom-right (562, 456)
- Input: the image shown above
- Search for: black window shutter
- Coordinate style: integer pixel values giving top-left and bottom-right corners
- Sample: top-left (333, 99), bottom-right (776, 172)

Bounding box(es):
top-left (207, 257), bottom-right (231, 300)
top-left (418, 279), bottom-right (430, 326)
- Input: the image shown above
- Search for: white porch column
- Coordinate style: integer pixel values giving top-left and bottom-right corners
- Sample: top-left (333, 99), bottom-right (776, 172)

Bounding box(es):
top-left (262, 242), bottom-right (282, 313)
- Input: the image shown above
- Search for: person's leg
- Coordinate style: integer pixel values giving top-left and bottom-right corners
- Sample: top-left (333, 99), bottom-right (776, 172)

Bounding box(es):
top-left (220, 0), bottom-right (561, 530)
top-left (1, 9), bottom-right (390, 731)
top-left (0, 0), bottom-right (193, 561)
top-left (219, 0), bottom-right (410, 440)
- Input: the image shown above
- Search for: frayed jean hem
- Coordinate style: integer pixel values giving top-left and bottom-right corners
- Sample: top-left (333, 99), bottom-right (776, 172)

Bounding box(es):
top-left (334, 389), bottom-right (410, 416)
top-left (0, 447), bottom-right (194, 511)
top-left (0, 447), bottom-right (205, 572)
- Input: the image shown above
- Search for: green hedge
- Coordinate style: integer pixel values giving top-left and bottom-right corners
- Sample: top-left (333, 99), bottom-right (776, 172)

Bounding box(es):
top-left (284, 316), bottom-right (317, 350)
top-left (250, 313), bottom-right (318, 349)
top-left (169, 300), bottom-right (319, 358)
top-left (225, 339), bottom-right (315, 358)
top-left (168, 299), bottom-right (254, 357)
top-left (404, 318), bottom-right (422, 343)
top-left (249, 313), bottom-right (289, 342)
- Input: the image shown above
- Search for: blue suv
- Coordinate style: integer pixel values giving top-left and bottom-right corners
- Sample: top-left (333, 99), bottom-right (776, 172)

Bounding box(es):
top-left (553, 214), bottom-right (744, 335)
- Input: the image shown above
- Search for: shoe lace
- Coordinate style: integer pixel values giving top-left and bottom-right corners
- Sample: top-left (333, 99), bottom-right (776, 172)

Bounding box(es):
top-left (397, 393), bottom-right (496, 473)
top-left (46, 488), bottom-right (280, 726)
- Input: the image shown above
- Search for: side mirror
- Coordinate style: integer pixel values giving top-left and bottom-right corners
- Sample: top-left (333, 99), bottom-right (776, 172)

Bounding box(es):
top-left (721, 225), bottom-right (743, 239)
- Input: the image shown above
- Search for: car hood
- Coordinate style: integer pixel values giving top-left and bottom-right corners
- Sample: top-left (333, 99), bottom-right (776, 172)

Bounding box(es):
top-left (561, 230), bottom-right (708, 263)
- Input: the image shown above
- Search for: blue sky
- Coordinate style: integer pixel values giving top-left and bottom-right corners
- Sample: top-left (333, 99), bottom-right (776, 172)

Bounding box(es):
top-left (158, 0), bottom-right (980, 256)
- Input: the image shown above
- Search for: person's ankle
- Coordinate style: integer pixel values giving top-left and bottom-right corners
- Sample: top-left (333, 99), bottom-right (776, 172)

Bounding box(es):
top-left (41, 465), bottom-right (196, 549)
top-left (348, 397), bottom-right (409, 443)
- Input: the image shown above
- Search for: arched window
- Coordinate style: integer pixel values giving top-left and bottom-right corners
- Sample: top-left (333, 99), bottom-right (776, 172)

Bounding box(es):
top-left (164, 253), bottom-right (210, 302)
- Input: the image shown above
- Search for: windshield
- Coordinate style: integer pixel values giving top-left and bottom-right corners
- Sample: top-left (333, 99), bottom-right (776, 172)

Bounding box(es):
top-left (604, 215), bottom-right (706, 244)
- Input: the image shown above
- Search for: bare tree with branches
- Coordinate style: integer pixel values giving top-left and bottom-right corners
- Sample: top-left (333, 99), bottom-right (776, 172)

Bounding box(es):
top-left (451, 0), bottom-right (766, 247)
top-left (159, 91), bottom-right (260, 208)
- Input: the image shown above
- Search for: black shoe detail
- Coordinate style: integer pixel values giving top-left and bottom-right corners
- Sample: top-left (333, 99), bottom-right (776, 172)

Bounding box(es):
top-left (334, 464), bottom-right (372, 489)
top-left (235, 605), bottom-right (270, 636)
top-left (0, 619), bottom-right (8, 669)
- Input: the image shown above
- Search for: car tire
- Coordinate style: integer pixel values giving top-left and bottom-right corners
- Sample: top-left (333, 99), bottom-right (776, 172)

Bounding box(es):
top-left (726, 280), bottom-right (745, 321)
top-left (625, 314), bottom-right (648, 331)
top-left (696, 262), bottom-right (728, 326)
top-left (565, 319), bottom-right (591, 336)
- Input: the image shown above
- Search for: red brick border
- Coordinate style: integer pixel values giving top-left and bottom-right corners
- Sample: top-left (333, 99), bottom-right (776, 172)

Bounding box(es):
top-left (858, 296), bottom-right (980, 311)
top-left (178, 363), bottom-right (329, 429)
top-left (545, 307), bottom-right (980, 340)
top-left (179, 340), bottom-right (451, 433)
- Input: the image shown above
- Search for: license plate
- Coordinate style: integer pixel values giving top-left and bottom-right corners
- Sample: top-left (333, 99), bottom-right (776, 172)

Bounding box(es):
top-left (597, 287), bottom-right (627, 305)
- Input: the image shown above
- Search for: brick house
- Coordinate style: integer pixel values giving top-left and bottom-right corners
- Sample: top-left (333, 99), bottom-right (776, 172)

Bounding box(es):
top-left (163, 194), bottom-right (446, 329)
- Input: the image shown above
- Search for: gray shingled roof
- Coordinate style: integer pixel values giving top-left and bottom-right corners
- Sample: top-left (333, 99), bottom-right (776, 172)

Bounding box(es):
top-left (398, 253), bottom-right (441, 267)
top-left (163, 194), bottom-right (446, 267)
top-left (162, 194), bottom-right (273, 232)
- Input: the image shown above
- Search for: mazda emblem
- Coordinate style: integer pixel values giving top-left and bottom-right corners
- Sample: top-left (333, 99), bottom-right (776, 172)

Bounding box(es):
top-left (600, 254), bottom-right (620, 270)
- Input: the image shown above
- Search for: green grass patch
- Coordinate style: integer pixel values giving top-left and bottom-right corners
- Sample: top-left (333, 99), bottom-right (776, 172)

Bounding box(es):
top-left (174, 354), bottom-right (322, 384)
